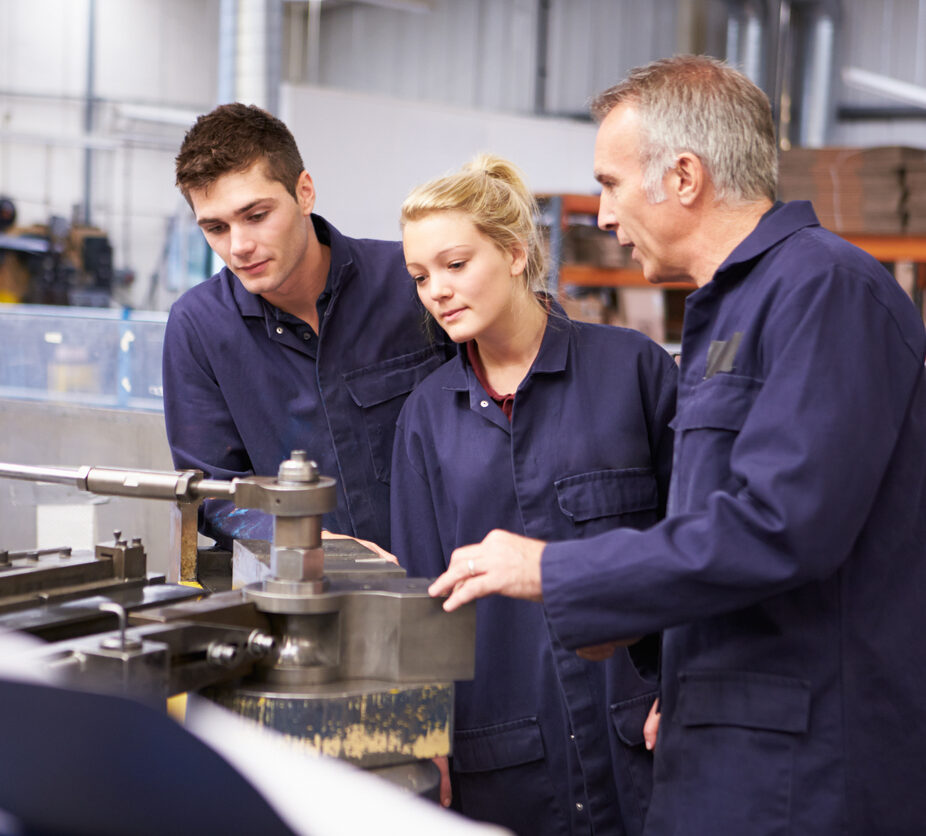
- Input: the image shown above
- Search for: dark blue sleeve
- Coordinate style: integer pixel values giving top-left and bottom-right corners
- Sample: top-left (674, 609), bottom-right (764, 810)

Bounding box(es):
top-left (162, 302), bottom-right (271, 548)
top-left (389, 410), bottom-right (448, 579)
top-left (648, 354), bottom-right (678, 518)
top-left (543, 266), bottom-right (924, 647)
top-left (630, 351), bottom-right (676, 677)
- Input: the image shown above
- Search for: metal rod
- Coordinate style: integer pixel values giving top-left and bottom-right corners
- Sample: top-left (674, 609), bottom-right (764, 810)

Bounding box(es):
top-left (0, 462), bottom-right (236, 501)
top-left (0, 463), bottom-right (88, 487)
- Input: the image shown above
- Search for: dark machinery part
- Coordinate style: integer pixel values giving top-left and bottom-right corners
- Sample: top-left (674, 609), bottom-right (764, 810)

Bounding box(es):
top-left (0, 196), bottom-right (15, 232)
top-left (0, 451), bottom-right (476, 791)
top-left (0, 209), bottom-right (116, 306)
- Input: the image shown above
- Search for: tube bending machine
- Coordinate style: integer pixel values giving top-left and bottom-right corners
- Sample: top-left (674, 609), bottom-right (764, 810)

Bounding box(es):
top-left (0, 452), bottom-right (475, 799)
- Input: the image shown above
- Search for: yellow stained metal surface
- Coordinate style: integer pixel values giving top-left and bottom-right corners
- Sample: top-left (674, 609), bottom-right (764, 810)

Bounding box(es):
top-left (223, 683), bottom-right (452, 763)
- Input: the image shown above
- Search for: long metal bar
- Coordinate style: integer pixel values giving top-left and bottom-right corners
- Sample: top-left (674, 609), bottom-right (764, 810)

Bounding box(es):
top-left (0, 463), bottom-right (235, 502)
top-left (0, 463), bottom-right (88, 486)
top-left (0, 461), bottom-right (237, 588)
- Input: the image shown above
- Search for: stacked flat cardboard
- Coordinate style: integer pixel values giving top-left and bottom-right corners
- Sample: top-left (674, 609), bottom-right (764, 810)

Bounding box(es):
top-left (778, 146), bottom-right (926, 235)
top-left (561, 223), bottom-right (629, 268)
top-left (906, 169), bottom-right (926, 235)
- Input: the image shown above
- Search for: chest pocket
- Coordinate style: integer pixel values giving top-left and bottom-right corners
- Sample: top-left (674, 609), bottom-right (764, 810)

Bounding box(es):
top-left (344, 348), bottom-right (444, 484)
top-left (555, 468), bottom-right (659, 531)
top-left (667, 374), bottom-right (762, 513)
top-left (670, 373), bottom-right (761, 433)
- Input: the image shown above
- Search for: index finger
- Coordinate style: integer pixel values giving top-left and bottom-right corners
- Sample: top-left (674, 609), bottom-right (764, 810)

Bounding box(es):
top-left (428, 543), bottom-right (480, 599)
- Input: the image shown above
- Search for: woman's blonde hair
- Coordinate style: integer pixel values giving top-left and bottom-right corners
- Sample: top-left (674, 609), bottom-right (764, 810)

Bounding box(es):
top-left (401, 154), bottom-right (548, 295)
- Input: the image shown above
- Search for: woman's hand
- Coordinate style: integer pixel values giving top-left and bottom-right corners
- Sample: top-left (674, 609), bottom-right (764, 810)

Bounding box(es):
top-left (321, 531), bottom-right (397, 563)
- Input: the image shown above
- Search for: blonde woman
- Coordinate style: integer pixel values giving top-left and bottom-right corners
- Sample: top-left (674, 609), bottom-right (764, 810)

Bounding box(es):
top-left (391, 155), bottom-right (676, 836)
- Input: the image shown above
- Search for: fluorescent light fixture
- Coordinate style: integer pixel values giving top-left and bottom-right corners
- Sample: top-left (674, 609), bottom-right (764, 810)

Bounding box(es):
top-left (286, 0), bottom-right (433, 11)
top-left (842, 66), bottom-right (926, 109)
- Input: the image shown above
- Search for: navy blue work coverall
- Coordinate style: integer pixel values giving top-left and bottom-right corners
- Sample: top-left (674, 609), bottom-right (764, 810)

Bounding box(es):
top-left (391, 309), bottom-right (678, 836)
top-left (543, 202), bottom-right (926, 835)
top-left (162, 214), bottom-right (449, 550)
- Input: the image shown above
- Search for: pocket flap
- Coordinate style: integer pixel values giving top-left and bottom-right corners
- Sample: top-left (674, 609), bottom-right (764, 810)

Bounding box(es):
top-left (670, 374), bottom-right (761, 433)
top-left (609, 690), bottom-right (659, 746)
top-left (676, 671), bottom-right (811, 733)
top-left (453, 717), bottom-right (546, 773)
top-left (555, 468), bottom-right (658, 522)
top-left (343, 350), bottom-right (442, 408)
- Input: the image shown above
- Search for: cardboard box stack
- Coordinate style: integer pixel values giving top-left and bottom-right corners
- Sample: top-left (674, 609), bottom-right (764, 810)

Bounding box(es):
top-left (907, 166), bottom-right (926, 235)
top-left (779, 146), bottom-right (926, 235)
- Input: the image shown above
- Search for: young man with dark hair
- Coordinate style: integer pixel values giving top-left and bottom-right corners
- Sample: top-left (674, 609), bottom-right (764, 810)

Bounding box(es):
top-left (163, 103), bottom-right (448, 550)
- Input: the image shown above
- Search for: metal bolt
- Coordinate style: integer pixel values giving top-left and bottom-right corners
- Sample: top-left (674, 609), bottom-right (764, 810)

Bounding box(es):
top-left (207, 642), bottom-right (243, 667)
top-left (247, 630), bottom-right (277, 658)
top-left (277, 450), bottom-right (319, 484)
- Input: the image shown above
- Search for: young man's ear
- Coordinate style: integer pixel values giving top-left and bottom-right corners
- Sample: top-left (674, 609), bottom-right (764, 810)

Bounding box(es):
top-left (296, 170), bottom-right (317, 216)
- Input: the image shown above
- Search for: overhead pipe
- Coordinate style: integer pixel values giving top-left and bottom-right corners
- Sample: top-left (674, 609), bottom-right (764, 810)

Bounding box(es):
top-left (534, 0), bottom-right (551, 115)
top-left (218, 0), bottom-right (238, 105)
top-left (82, 0), bottom-right (97, 225)
top-left (217, 0), bottom-right (282, 112)
top-left (798, 7), bottom-right (837, 147)
top-left (725, 0), bottom-right (767, 89)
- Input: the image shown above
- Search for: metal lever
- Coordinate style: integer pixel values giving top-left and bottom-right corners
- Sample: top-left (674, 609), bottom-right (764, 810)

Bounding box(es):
top-left (98, 602), bottom-right (142, 652)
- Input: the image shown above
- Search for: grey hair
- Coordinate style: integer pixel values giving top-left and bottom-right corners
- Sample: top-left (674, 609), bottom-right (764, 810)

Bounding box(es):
top-left (591, 55), bottom-right (778, 204)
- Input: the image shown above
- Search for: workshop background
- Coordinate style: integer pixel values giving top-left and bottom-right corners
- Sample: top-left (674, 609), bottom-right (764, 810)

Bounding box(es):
top-left (1, 0), bottom-right (925, 565)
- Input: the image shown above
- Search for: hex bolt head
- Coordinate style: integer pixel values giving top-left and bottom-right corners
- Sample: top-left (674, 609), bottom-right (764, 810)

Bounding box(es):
top-left (271, 545), bottom-right (324, 581)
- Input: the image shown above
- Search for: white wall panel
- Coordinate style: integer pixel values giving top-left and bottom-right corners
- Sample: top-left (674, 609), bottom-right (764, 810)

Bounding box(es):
top-left (281, 82), bottom-right (598, 242)
top-left (297, 0), bottom-right (680, 116)
top-left (94, 0), bottom-right (218, 105)
top-left (312, 0), bottom-right (537, 111)
top-left (0, 0), bottom-right (89, 96)
top-left (545, 0), bottom-right (682, 115)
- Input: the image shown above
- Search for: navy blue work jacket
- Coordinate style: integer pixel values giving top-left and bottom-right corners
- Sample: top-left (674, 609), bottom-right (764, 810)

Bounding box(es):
top-left (391, 309), bottom-right (677, 836)
top-left (543, 202), bottom-right (926, 835)
top-left (162, 215), bottom-right (449, 549)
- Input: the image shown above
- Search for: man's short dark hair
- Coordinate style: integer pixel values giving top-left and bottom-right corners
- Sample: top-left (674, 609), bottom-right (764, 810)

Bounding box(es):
top-left (175, 103), bottom-right (305, 200)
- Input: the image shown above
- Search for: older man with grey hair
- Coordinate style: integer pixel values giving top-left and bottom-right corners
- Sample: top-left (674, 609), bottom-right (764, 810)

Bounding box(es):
top-left (429, 55), bottom-right (926, 835)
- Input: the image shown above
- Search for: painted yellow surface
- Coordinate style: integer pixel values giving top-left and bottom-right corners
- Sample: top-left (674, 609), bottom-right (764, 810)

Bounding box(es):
top-left (167, 693), bottom-right (188, 722)
top-left (309, 721), bottom-right (450, 761)
top-left (224, 684), bottom-right (453, 762)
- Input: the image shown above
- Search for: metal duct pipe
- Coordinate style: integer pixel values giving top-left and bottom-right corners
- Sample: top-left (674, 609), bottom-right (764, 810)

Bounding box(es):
top-left (82, 0), bottom-right (97, 225)
top-left (236, 0), bottom-right (283, 113)
top-left (217, 0), bottom-right (238, 104)
top-left (216, 0), bottom-right (283, 113)
top-left (798, 8), bottom-right (836, 147)
top-left (306, 0), bottom-right (322, 85)
top-left (726, 0), bottom-right (767, 88)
